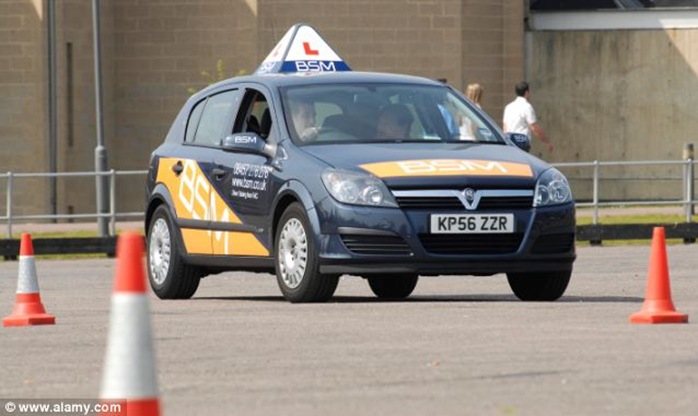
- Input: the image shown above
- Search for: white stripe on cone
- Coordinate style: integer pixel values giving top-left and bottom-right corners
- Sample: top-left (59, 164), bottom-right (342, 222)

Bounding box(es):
top-left (16, 255), bottom-right (40, 294)
top-left (100, 293), bottom-right (159, 399)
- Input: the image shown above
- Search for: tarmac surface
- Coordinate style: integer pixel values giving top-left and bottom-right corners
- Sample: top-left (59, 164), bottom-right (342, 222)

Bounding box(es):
top-left (0, 244), bottom-right (696, 416)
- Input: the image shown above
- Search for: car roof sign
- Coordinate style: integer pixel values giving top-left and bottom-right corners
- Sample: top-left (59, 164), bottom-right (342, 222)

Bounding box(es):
top-left (254, 23), bottom-right (351, 75)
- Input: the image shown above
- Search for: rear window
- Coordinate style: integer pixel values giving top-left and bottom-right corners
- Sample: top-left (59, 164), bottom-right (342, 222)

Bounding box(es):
top-left (186, 90), bottom-right (241, 146)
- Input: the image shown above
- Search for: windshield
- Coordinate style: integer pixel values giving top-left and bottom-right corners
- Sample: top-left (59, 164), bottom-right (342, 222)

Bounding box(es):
top-left (280, 83), bottom-right (503, 145)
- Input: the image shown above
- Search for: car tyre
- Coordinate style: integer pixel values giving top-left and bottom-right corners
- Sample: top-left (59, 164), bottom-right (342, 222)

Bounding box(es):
top-left (146, 205), bottom-right (201, 299)
top-left (367, 274), bottom-right (419, 299)
top-left (275, 203), bottom-right (339, 303)
top-left (506, 270), bottom-right (571, 301)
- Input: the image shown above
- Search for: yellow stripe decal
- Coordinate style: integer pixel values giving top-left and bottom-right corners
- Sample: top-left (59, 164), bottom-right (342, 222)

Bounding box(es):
top-left (359, 159), bottom-right (533, 178)
top-left (216, 231), bottom-right (271, 257)
top-left (156, 157), bottom-right (270, 257)
top-left (180, 229), bottom-right (213, 255)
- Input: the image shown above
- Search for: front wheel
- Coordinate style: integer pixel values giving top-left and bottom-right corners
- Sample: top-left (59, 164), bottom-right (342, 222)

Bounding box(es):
top-left (367, 274), bottom-right (419, 299)
top-left (506, 270), bottom-right (571, 301)
top-left (146, 205), bottom-right (201, 299)
top-left (275, 203), bottom-right (338, 303)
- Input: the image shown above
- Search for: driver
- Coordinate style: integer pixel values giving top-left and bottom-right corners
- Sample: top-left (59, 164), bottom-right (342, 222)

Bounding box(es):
top-left (290, 99), bottom-right (319, 142)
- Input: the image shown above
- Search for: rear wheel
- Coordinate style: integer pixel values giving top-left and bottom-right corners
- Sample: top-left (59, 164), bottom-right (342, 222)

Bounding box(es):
top-left (506, 270), bottom-right (571, 301)
top-left (275, 203), bottom-right (339, 303)
top-left (367, 274), bottom-right (419, 299)
top-left (147, 205), bottom-right (201, 299)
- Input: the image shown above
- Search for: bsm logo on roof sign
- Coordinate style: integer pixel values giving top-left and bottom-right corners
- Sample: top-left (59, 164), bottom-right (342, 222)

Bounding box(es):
top-left (281, 60), bottom-right (339, 72)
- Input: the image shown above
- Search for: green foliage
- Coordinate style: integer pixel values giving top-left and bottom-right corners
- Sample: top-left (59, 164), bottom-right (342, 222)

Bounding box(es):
top-left (187, 59), bottom-right (247, 95)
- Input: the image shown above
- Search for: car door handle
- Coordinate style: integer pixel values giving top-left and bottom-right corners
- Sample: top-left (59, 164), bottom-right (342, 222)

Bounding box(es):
top-left (172, 161), bottom-right (184, 176)
top-left (211, 168), bottom-right (226, 180)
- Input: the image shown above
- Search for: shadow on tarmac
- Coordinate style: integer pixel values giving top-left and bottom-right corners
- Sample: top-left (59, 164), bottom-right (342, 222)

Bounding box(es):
top-left (192, 294), bottom-right (643, 304)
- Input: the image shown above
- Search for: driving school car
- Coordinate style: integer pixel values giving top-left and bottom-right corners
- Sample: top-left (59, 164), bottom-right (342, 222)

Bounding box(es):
top-left (144, 24), bottom-right (575, 303)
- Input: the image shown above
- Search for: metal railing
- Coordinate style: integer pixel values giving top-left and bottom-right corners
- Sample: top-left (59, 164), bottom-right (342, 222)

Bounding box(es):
top-left (0, 158), bottom-right (696, 236)
top-left (553, 158), bottom-right (695, 224)
top-left (0, 169), bottom-right (148, 237)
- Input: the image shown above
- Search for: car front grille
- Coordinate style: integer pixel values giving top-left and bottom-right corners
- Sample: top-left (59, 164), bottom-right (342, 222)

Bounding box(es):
top-left (477, 196), bottom-right (533, 210)
top-left (393, 189), bottom-right (533, 211)
top-left (394, 196), bottom-right (463, 210)
top-left (340, 234), bottom-right (412, 256)
top-left (418, 233), bottom-right (524, 255)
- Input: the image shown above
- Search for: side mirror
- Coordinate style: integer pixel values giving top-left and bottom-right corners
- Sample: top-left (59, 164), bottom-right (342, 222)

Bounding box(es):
top-left (507, 133), bottom-right (531, 153)
top-left (221, 133), bottom-right (275, 158)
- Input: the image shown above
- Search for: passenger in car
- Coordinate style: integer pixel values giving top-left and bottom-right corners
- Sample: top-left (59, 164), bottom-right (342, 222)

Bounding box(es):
top-left (375, 104), bottom-right (413, 140)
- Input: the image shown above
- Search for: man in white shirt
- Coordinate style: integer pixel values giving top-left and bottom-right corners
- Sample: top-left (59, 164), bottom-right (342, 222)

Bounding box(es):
top-left (502, 82), bottom-right (554, 152)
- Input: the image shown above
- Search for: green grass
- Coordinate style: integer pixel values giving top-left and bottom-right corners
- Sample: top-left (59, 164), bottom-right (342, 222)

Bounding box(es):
top-left (0, 229), bottom-right (144, 239)
top-left (1, 230), bottom-right (101, 239)
top-left (576, 214), bottom-right (697, 226)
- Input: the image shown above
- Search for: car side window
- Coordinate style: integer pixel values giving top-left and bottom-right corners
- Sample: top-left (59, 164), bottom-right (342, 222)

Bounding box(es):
top-left (185, 99), bottom-right (205, 143)
top-left (191, 90), bottom-right (241, 146)
top-left (234, 89), bottom-right (273, 140)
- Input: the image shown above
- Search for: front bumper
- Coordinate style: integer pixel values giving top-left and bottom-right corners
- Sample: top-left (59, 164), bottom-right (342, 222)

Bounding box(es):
top-left (313, 197), bottom-right (576, 276)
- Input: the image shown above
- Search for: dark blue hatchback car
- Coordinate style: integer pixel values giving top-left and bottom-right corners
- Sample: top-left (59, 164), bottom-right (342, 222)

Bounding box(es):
top-left (144, 25), bottom-right (575, 303)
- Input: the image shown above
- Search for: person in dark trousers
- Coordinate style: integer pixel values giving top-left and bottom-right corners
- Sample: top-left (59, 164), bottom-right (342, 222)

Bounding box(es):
top-left (503, 81), bottom-right (554, 153)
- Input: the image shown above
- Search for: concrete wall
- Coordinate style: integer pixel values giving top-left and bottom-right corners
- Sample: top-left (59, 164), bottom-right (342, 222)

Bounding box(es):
top-left (527, 27), bottom-right (698, 200)
top-left (1, 0), bottom-right (524, 219)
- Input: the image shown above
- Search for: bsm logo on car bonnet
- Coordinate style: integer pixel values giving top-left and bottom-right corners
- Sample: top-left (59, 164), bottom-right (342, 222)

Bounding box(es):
top-left (359, 159), bottom-right (534, 178)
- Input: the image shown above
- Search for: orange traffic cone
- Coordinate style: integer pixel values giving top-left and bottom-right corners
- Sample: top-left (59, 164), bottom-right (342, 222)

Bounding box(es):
top-left (630, 227), bottom-right (689, 324)
top-left (100, 233), bottom-right (160, 416)
top-left (3, 233), bottom-right (56, 327)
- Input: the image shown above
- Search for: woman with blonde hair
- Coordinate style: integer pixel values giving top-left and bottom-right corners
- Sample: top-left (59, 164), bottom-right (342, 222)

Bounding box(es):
top-left (459, 83), bottom-right (484, 140)
top-left (465, 83), bottom-right (484, 108)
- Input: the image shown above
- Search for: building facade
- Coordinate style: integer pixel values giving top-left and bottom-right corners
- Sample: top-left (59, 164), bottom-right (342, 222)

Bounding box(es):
top-left (0, 0), bottom-right (525, 219)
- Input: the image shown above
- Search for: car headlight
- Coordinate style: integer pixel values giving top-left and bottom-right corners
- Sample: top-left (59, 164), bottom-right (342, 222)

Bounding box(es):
top-left (321, 169), bottom-right (398, 208)
top-left (534, 168), bottom-right (573, 207)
